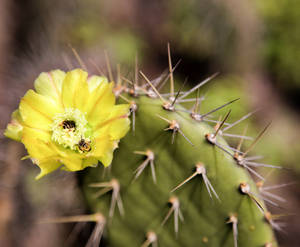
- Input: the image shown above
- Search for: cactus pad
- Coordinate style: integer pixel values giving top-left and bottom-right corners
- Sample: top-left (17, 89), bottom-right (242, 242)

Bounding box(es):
top-left (82, 88), bottom-right (278, 247)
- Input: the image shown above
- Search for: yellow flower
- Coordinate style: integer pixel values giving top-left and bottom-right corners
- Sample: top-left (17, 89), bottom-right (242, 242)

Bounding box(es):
top-left (4, 69), bottom-right (130, 179)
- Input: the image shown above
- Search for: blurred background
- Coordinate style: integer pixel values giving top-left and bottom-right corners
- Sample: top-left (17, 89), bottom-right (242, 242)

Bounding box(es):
top-left (0, 0), bottom-right (299, 246)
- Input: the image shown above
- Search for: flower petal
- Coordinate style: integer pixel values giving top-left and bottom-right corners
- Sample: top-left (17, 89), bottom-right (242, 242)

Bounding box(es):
top-left (73, 77), bottom-right (91, 113)
top-left (91, 134), bottom-right (114, 158)
top-left (86, 82), bottom-right (115, 125)
top-left (19, 90), bottom-right (62, 130)
top-left (62, 69), bottom-right (88, 108)
top-left (87, 75), bottom-right (108, 92)
top-left (108, 104), bottom-right (131, 140)
top-left (35, 160), bottom-right (61, 180)
top-left (93, 104), bottom-right (130, 138)
top-left (22, 126), bottom-right (51, 142)
top-left (4, 110), bottom-right (23, 141)
top-left (99, 150), bottom-right (113, 167)
top-left (61, 156), bottom-right (83, 171)
top-left (22, 134), bottom-right (62, 178)
top-left (34, 70), bottom-right (65, 106)
top-left (82, 157), bottom-right (99, 169)
top-left (23, 132), bottom-right (83, 174)
top-left (22, 133), bottom-right (57, 161)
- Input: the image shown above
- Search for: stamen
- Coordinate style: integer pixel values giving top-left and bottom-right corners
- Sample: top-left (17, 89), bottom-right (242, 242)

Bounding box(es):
top-left (51, 108), bottom-right (89, 150)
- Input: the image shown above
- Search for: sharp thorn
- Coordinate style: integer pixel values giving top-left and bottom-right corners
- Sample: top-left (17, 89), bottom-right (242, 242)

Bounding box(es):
top-left (242, 122), bottom-right (272, 158)
top-left (201, 98), bottom-right (239, 119)
top-left (167, 43), bottom-right (175, 97)
top-left (104, 50), bottom-right (114, 82)
top-left (140, 71), bottom-right (166, 103)
top-left (223, 109), bottom-right (259, 132)
top-left (214, 110), bottom-right (231, 137)
top-left (171, 77), bottom-right (188, 107)
top-left (178, 72), bottom-right (219, 100)
top-left (68, 44), bottom-right (87, 71)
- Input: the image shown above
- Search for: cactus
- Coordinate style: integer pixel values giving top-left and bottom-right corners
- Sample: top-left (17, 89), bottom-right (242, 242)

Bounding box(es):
top-left (4, 47), bottom-right (281, 247)
top-left (79, 52), bottom-right (279, 246)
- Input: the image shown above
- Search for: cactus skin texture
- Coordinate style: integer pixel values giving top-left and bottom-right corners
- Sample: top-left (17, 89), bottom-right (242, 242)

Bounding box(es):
top-left (82, 89), bottom-right (278, 247)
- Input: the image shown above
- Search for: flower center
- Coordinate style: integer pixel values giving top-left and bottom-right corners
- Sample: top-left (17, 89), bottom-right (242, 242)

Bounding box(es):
top-left (51, 108), bottom-right (91, 151)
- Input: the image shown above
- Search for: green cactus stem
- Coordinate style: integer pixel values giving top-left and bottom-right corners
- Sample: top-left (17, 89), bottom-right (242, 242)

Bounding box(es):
top-left (81, 88), bottom-right (278, 247)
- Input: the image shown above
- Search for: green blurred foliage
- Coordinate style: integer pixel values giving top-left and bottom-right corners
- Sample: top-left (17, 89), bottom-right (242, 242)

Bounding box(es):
top-left (60, 1), bottom-right (145, 65)
top-left (59, 0), bottom-right (250, 74)
top-left (256, 0), bottom-right (300, 90)
top-left (166, 0), bottom-right (236, 59)
top-left (32, 0), bottom-right (300, 93)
